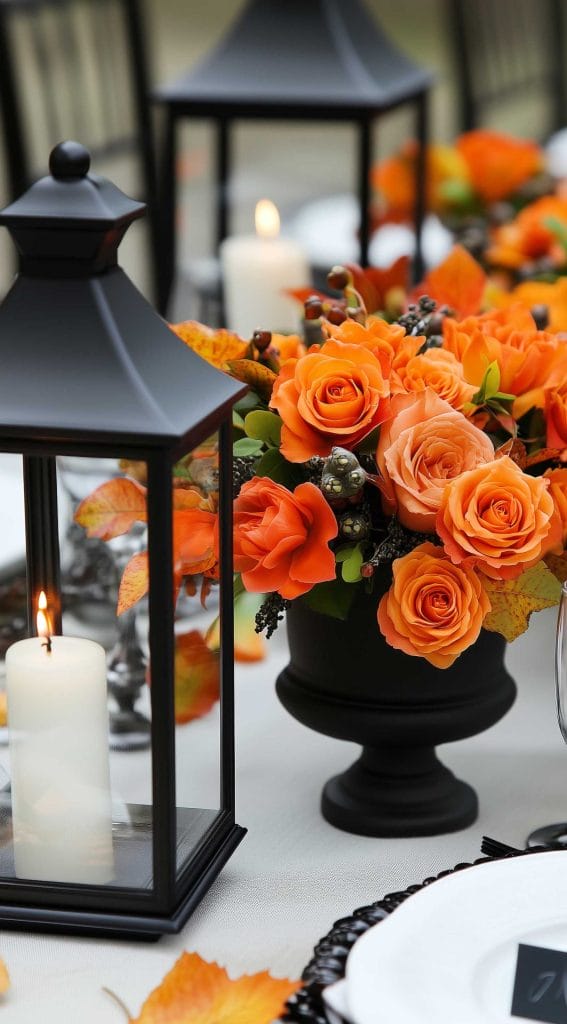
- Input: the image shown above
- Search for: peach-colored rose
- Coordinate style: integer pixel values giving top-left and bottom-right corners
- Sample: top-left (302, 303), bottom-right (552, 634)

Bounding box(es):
top-left (377, 390), bottom-right (494, 532)
top-left (544, 468), bottom-right (567, 545)
top-left (546, 382), bottom-right (567, 451)
top-left (393, 347), bottom-right (476, 411)
top-left (377, 542), bottom-right (491, 668)
top-left (270, 339), bottom-right (390, 462)
top-left (233, 477), bottom-right (338, 599)
top-left (443, 305), bottom-right (567, 418)
top-left (436, 456), bottom-right (556, 580)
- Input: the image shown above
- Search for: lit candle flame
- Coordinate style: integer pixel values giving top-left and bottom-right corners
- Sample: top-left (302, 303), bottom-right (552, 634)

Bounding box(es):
top-left (37, 591), bottom-right (52, 653)
top-left (255, 199), bottom-right (280, 239)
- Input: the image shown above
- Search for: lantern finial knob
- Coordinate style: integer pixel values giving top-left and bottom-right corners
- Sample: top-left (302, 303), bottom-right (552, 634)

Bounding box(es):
top-left (49, 141), bottom-right (91, 180)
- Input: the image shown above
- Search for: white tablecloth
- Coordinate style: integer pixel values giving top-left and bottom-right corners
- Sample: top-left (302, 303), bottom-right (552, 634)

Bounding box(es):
top-left (0, 603), bottom-right (565, 1022)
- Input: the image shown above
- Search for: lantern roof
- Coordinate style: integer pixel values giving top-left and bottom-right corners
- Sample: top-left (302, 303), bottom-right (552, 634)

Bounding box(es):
top-left (0, 143), bottom-right (246, 452)
top-left (154, 0), bottom-right (433, 116)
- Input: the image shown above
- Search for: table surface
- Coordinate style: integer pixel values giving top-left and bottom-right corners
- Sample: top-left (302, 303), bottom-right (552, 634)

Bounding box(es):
top-left (0, 598), bottom-right (564, 1022)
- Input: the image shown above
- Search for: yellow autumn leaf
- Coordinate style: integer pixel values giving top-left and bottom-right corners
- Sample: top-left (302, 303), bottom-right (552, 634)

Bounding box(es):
top-left (171, 321), bottom-right (248, 369)
top-left (226, 359), bottom-right (277, 403)
top-left (481, 561), bottom-right (562, 642)
top-left (130, 952), bottom-right (300, 1024)
top-left (117, 552), bottom-right (149, 616)
top-left (75, 478), bottom-right (147, 540)
top-left (545, 551), bottom-right (567, 584)
top-left (0, 958), bottom-right (10, 993)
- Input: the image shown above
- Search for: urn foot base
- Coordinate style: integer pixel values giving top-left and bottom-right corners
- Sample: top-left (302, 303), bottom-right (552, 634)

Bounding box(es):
top-left (321, 745), bottom-right (478, 837)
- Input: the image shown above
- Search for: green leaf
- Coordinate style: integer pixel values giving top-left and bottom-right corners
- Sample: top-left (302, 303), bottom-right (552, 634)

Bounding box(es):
top-left (235, 391), bottom-right (265, 416)
top-left (472, 360), bottom-right (501, 405)
top-left (255, 448), bottom-right (304, 489)
top-left (481, 561), bottom-right (561, 642)
top-left (358, 427), bottom-right (380, 456)
top-left (233, 437), bottom-right (264, 457)
top-left (244, 410), bottom-right (282, 447)
top-left (335, 543), bottom-right (364, 583)
top-left (232, 410), bottom-right (245, 430)
top-left (301, 578), bottom-right (355, 620)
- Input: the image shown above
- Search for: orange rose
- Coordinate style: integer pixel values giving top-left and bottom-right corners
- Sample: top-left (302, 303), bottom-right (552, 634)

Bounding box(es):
top-left (394, 347), bottom-right (476, 411)
top-left (377, 542), bottom-right (490, 668)
top-left (546, 382), bottom-right (567, 450)
top-left (233, 477), bottom-right (337, 599)
top-left (324, 315), bottom-right (422, 383)
top-left (544, 468), bottom-right (567, 544)
top-left (436, 456), bottom-right (556, 580)
top-left (377, 390), bottom-right (494, 532)
top-left (443, 305), bottom-right (567, 417)
top-left (456, 130), bottom-right (542, 203)
top-left (270, 339), bottom-right (390, 462)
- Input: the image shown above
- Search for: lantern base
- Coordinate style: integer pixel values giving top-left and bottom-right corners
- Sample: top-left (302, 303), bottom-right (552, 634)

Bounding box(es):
top-left (0, 822), bottom-right (246, 940)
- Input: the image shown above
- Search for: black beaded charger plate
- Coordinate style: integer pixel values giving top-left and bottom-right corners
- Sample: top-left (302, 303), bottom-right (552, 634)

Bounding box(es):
top-left (279, 845), bottom-right (548, 1024)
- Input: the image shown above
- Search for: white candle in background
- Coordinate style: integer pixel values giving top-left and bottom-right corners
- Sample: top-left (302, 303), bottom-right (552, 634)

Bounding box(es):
top-left (6, 593), bottom-right (114, 884)
top-left (220, 199), bottom-right (310, 338)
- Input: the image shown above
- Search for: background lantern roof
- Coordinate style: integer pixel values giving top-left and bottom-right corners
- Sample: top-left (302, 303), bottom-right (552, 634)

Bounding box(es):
top-left (154, 0), bottom-right (434, 115)
top-left (0, 142), bottom-right (246, 451)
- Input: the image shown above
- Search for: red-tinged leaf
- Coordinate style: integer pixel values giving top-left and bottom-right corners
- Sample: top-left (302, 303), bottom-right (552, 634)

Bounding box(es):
top-left (348, 257), bottom-right (410, 313)
top-left (74, 477), bottom-right (147, 540)
top-left (525, 447), bottom-right (564, 469)
top-left (495, 438), bottom-right (527, 467)
top-left (174, 632), bottom-right (220, 725)
top-left (481, 561), bottom-right (561, 642)
top-left (117, 552), bottom-right (149, 615)
top-left (286, 286), bottom-right (330, 305)
top-left (227, 359), bottom-right (277, 403)
top-left (493, 411), bottom-right (517, 436)
top-left (129, 951), bottom-right (301, 1024)
top-left (418, 245), bottom-right (486, 319)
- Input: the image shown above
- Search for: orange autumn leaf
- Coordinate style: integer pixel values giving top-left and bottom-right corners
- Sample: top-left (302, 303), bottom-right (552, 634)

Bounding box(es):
top-left (171, 321), bottom-right (247, 369)
top-left (175, 632), bottom-right (220, 724)
top-left (117, 552), bottom-right (149, 615)
top-left (130, 951), bottom-right (300, 1024)
top-left (419, 246), bottom-right (486, 320)
top-left (173, 487), bottom-right (213, 512)
top-left (0, 959), bottom-right (9, 994)
top-left (74, 477), bottom-right (147, 540)
top-left (227, 358), bottom-right (277, 403)
top-left (174, 508), bottom-right (218, 577)
top-left (0, 692), bottom-right (7, 728)
top-left (348, 258), bottom-right (410, 314)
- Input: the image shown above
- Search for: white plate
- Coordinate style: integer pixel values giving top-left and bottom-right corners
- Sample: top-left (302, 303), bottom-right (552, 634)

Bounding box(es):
top-left (346, 850), bottom-right (567, 1024)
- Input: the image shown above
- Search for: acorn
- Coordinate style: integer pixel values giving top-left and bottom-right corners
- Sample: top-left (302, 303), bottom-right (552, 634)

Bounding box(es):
top-left (304, 296), bottom-right (324, 320)
top-left (327, 265), bottom-right (351, 291)
top-left (326, 305), bottom-right (348, 325)
top-left (252, 329), bottom-right (272, 352)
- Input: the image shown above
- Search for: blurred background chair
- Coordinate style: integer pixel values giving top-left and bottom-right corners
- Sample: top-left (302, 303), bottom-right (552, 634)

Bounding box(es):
top-left (0, 0), bottom-right (159, 300)
top-left (448, 0), bottom-right (567, 138)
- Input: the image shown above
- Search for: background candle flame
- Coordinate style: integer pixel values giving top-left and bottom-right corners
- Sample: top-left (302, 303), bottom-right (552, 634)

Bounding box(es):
top-left (255, 199), bottom-right (280, 239)
top-left (36, 591), bottom-right (52, 642)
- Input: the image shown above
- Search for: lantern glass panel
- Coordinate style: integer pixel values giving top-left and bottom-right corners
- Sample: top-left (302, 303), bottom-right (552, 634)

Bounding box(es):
top-left (171, 433), bottom-right (222, 877)
top-left (0, 453), bottom-right (163, 893)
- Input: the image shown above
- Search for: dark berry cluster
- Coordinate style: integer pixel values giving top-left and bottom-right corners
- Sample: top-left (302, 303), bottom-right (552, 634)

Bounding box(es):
top-left (232, 455), bottom-right (258, 498)
top-left (255, 592), bottom-right (291, 639)
top-left (361, 518), bottom-right (437, 577)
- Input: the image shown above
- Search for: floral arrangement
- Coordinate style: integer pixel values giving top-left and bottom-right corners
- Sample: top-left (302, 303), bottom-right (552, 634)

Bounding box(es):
top-left (76, 249), bottom-right (567, 672)
top-left (372, 130), bottom-right (547, 227)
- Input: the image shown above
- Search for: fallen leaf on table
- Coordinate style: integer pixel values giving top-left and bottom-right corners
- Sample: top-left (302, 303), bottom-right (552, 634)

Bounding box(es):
top-left (130, 951), bottom-right (300, 1024)
top-left (0, 958), bottom-right (10, 993)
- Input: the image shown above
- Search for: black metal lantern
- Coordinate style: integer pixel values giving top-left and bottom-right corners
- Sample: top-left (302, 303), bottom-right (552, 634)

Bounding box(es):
top-left (153, 0), bottom-right (434, 315)
top-left (0, 141), bottom-right (246, 939)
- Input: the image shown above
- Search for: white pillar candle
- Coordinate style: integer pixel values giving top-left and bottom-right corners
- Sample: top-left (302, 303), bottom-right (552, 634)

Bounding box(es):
top-left (6, 601), bottom-right (114, 885)
top-left (220, 199), bottom-right (310, 338)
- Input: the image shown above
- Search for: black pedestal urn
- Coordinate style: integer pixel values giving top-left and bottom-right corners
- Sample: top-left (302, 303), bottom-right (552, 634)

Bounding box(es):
top-left (276, 591), bottom-right (516, 837)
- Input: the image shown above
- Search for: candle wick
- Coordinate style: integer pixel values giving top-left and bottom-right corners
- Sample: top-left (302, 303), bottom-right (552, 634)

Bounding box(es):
top-left (41, 635), bottom-right (52, 654)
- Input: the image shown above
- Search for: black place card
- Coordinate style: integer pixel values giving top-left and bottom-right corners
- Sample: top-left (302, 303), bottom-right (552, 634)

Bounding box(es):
top-left (511, 943), bottom-right (567, 1022)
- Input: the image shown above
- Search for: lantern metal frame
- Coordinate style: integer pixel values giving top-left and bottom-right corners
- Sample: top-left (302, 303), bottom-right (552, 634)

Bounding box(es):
top-left (0, 141), bottom-right (246, 939)
top-left (152, 0), bottom-right (434, 316)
